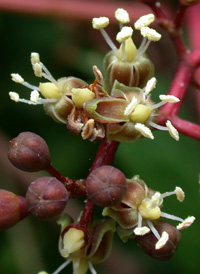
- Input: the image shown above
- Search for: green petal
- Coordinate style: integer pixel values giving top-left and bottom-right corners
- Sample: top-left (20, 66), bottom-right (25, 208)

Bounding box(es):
top-left (88, 219), bottom-right (116, 264)
top-left (84, 97), bottom-right (129, 123)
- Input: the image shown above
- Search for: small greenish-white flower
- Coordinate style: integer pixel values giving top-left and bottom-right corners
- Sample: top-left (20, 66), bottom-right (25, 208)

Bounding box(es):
top-left (103, 176), bottom-right (195, 250)
top-left (85, 79), bottom-right (180, 142)
top-left (9, 53), bottom-right (88, 123)
top-left (92, 10), bottom-right (161, 92)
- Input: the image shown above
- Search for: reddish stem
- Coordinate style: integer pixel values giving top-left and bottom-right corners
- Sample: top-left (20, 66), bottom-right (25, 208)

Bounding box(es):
top-left (79, 139), bottom-right (119, 226)
top-left (46, 164), bottom-right (86, 198)
top-left (170, 116), bottom-right (200, 140)
top-left (185, 4), bottom-right (200, 122)
top-left (158, 60), bottom-right (193, 120)
top-left (173, 4), bottom-right (187, 29)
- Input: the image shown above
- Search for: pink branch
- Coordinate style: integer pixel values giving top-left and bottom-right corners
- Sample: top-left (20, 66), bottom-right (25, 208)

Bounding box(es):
top-left (185, 4), bottom-right (200, 122)
top-left (170, 116), bottom-right (200, 140)
top-left (0, 0), bottom-right (151, 22)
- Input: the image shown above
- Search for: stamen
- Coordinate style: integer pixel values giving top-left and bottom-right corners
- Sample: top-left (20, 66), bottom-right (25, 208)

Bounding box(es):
top-left (147, 192), bottom-right (161, 210)
top-left (88, 261), bottom-right (98, 274)
top-left (52, 259), bottom-right (72, 274)
top-left (155, 231), bottom-right (169, 250)
top-left (92, 17), bottom-right (117, 50)
top-left (11, 73), bottom-right (24, 84)
top-left (33, 63), bottom-right (42, 77)
top-left (140, 27), bottom-right (161, 42)
top-left (22, 81), bottom-right (40, 91)
top-left (9, 92), bottom-right (19, 102)
top-left (31, 52), bottom-right (40, 65)
top-left (124, 96), bottom-right (138, 115)
top-left (116, 26), bottom-right (133, 44)
top-left (150, 101), bottom-right (165, 110)
top-left (30, 90), bottom-right (40, 102)
top-left (41, 63), bottom-right (58, 86)
top-left (137, 212), bottom-right (143, 227)
top-left (161, 212), bottom-right (184, 222)
top-left (159, 95), bottom-right (180, 103)
top-left (115, 8), bottom-right (130, 24)
top-left (176, 216), bottom-right (195, 230)
top-left (136, 37), bottom-right (147, 55)
top-left (100, 29), bottom-right (117, 50)
top-left (161, 187), bottom-right (185, 202)
top-left (148, 121), bottom-right (168, 131)
top-left (134, 14), bottom-right (155, 30)
top-left (134, 226), bottom-right (150, 235)
top-left (144, 77), bottom-right (157, 95)
top-left (135, 123), bottom-right (154, 139)
top-left (136, 39), bottom-right (151, 58)
top-left (166, 120), bottom-right (179, 141)
top-left (146, 220), bottom-right (160, 240)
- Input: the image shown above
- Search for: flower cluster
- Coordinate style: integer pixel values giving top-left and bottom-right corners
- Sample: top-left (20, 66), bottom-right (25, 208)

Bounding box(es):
top-left (103, 175), bottom-right (195, 256)
top-left (9, 9), bottom-right (180, 143)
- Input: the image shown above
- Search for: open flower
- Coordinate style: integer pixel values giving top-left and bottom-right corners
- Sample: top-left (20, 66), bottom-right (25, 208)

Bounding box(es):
top-left (84, 79), bottom-right (180, 142)
top-left (39, 215), bottom-right (116, 274)
top-left (9, 54), bottom-right (106, 141)
top-left (103, 176), bottom-right (195, 251)
top-left (92, 9), bottom-right (161, 92)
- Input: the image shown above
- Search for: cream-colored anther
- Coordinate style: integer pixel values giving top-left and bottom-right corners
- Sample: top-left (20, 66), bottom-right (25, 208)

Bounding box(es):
top-left (159, 95), bottom-right (180, 103)
top-left (145, 77), bottom-right (157, 95)
top-left (72, 88), bottom-right (95, 109)
top-left (30, 90), bottom-right (40, 102)
top-left (116, 26), bottom-right (133, 43)
top-left (134, 226), bottom-right (150, 236)
top-left (166, 120), bottom-right (179, 141)
top-left (61, 228), bottom-right (85, 258)
top-left (31, 52), bottom-right (40, 65)
top-left (138, 200), bottom-right (161, 220)
top-left (135, 123), bottom-right (154, 139)
top-left (130, 104), bottom-right (151, 123)
top-left (155, 231), bottom-right (169, 249)
top-left (33, 63), bottom-right (42, 77)
top-left (92, 17), bottom-right (109, 29)
top-left (140, 26), bottom-right (161, 41)
top-left (134, 14), bottom-right (155, 30)
top-left (39, 82), bottom-right (62, 99)
top-left (9, 92), bottom-right (19, 102)
top-left (11, 73), bottom-right (24, 84)
top-left (175, 187), bottom-right (185, 202)
top-left (177, 216), bottom-right (195, 230)
top-left (115, 8), bottom-right (130, 23)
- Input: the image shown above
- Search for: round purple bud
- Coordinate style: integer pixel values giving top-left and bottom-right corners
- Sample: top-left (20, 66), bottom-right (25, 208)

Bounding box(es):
top-left (26, 177), bottom-right (68, 220)
top-left (86, 165), bottom-right (127, 207)
top-left (8, 132), bottom-right (51, 172)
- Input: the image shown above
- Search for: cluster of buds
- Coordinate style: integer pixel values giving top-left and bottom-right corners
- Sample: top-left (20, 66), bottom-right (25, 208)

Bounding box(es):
top-left (9, 9), bottom-right (180, 143)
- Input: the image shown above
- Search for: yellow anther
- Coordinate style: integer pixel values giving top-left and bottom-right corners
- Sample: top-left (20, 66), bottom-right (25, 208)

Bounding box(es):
top-left (118, 37), bottom-right (137, 62)
top-left (138, 200), bottom-right (161, 220)
top-left (130, 104), bottom-right (151, 123)
top-left (72, 88), bottom-right (95, 109)
top-left (39, 82), bottom-right (62, 99)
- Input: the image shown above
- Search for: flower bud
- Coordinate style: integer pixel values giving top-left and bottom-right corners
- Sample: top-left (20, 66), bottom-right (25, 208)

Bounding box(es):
top-left (26, 177), bottom-right (68, 220)
top-left (135, 220), bottom-right (181, 260)
top-left (86, 165), bottom-right (127, 207)
top-left (0, 190), bottom-right (29, 230)
top-left (104, 49), bottom-right (154, 93)
top-left (8, 132), bottom-right (51, 172)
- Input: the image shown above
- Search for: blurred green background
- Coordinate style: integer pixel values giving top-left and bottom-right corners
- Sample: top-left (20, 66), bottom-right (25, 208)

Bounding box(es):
top-left (0, 1), bottom-right (199, 274)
